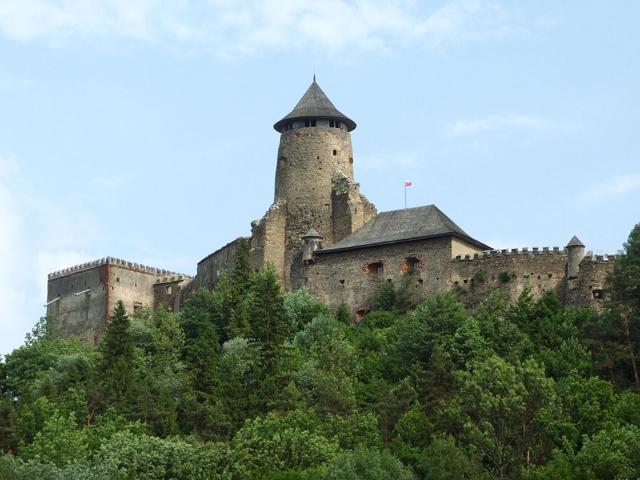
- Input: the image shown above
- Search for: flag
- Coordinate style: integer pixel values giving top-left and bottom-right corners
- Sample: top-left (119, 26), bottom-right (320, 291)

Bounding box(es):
top-left (404, 180), bottom-right (412, 187)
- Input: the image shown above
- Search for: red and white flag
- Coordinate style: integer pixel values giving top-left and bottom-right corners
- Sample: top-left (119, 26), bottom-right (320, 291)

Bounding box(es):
top-left (404, 180), bottom-right (412, 187)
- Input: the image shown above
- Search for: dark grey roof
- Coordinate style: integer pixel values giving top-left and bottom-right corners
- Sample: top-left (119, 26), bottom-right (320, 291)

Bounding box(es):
top-left (566, 235), bottom-right (585, 248)
top-left (274, 79), bottom-right (356, 132)
top-left (318, 205), bottom-right (491, 254)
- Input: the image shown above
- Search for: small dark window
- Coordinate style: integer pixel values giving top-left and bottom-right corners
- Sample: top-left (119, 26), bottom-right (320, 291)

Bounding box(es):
top-left (329, 120), bottom-right (334, 127)
top-left (116, 277), bottom-right (120, 282)
top-left (332, 149), bottom-right (337, 156)
top-left (592, 289), bottom-right (604, 299)
top-left (311, 120), bottom-right (316, 127)
top-left (305, 120), bottom-right (310, 127)
top-left (336, 121), bottom-right (341, 128)
top-left (365, 261), bottom-right (384, 275)
top-left (339, 279), bottom-right (345, 285)
top-left (403, 256), bottom-right (420, 273)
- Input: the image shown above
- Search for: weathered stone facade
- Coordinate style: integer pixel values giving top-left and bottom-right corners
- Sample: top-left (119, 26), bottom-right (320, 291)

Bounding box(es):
top-left (47, 258), bottom-right (191, 341)
top-left (47, 79), bottom-right (617, 341)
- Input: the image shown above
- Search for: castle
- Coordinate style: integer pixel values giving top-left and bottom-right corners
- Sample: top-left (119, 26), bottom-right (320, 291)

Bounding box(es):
top-left (47, 79), bottom-right (615, 342)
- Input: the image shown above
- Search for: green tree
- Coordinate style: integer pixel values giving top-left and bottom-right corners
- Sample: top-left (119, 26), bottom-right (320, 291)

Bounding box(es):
top-left (243, 267), bottom-right (288, 374)
top-left (313, 448), bottom-right (415, 480)
top-left (97, 301), bottom-right (135, 412)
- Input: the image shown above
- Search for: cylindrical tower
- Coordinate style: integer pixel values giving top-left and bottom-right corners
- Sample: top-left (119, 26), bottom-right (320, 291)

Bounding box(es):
top-left (252, 78), bottom-right (374, 289)
top-left (272, 79), bottom-right (357, 265)
top-left (566, 235), bottom-right (585, 279)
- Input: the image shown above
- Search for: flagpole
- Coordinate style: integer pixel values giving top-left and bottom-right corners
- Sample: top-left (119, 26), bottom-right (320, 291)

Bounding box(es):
top-left (404, 184), bottom-right (407, 209)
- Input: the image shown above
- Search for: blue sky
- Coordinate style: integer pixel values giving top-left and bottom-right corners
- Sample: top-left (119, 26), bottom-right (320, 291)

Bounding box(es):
top-left (1, 0), bottom-right (639, 355)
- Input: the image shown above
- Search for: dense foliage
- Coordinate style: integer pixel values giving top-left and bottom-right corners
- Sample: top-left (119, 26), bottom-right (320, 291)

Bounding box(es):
top-left (1, 224), bottom-right (640, 479)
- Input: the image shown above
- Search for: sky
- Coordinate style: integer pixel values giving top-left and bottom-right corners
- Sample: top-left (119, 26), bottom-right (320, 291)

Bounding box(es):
top-left (1, 0), bottom-right (639, 355)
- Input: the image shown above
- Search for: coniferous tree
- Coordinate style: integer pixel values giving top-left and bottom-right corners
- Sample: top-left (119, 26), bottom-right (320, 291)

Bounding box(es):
top-left (98, 301), bottom-right (135, 412)
top-left (244, 266), bottom-right (288, 373)
top-left (179, 289), bottom-right (220, 394)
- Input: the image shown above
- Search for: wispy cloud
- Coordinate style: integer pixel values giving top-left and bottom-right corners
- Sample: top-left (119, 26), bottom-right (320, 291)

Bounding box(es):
top-left (582, 174), bottom-right (640, 201)
top-left (0, 0), bottom-right (535, 56)
top-left (0, 154), bottom-right (99, 355)
top-left (446, 113), bottom-right (576, 138)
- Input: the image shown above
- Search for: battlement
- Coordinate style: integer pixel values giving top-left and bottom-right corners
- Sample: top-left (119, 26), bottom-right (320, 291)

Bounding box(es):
top-left (583, 253), bottom-right (617, 263)
top-left (48, 257), bottom-right (191, 280)
top-left (453, 246), bottom-right (566, 262)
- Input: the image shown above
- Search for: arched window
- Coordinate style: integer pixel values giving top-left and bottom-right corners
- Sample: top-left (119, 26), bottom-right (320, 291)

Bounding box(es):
top-left (365, 261), bottom-right (384, 275)
top-left (401, 256), bottom-right (421, 273)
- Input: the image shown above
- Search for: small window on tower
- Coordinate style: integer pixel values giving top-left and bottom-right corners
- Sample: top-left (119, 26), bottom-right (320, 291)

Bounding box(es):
top-left (305, 120), bottom-right (310, 127)
top-left (329, 120), bottom-right (334, 127)
top-left (311, 120), bottom-right (316, 127)
top-left (336, 121), bottom-right (341, 128)
top-left (333, 149), bottom-right (337, 156)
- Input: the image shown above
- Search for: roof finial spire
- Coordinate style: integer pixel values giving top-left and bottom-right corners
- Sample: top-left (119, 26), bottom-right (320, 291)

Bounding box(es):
top-left (313, 73), bottom-right (316, 83)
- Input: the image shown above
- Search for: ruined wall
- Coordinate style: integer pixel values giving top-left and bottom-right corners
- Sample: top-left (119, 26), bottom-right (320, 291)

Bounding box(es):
top-left (153, 276), bottom-right (193, 312)
top-left (196, 238), bottom-right (246, 291)
top-left (570, 254), bottom-right (616, 307)
top-left (251, 203), bottom-right (287, 281)
top-left (295, 237), bottom-right (452, 314)
top-left (255, 126), bottom-right (375, 288)
top-left (332, 177), bottom-right (377, 244)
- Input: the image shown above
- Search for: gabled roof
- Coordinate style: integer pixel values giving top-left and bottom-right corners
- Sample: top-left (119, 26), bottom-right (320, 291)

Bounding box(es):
top-left (318, 205), bottom-right (491, 254)
top-left (274, 79), bottom-right (356, 132)
top-left (566, 235), bottom-right (585, 248)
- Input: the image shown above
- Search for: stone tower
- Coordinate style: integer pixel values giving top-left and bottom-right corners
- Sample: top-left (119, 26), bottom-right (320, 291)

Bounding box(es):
top-left (251, 78), bottom-right (376, 288)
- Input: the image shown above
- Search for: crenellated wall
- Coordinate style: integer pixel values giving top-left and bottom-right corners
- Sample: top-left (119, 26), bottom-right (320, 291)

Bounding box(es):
top-left (47, 257), bottom-right (191, 342)
top-left (449, 247), bottom-right (615, 308)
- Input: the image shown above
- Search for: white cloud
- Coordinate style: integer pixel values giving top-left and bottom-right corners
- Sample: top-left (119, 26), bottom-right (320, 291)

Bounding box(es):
top-left (582, 174), bottom-right (640, 201)
top-left (0, 154), bottom-right (99, 356)
top-left (0, 0), bottom-right (533, 56)
top-left (446, 113), bottom-right (572, 138)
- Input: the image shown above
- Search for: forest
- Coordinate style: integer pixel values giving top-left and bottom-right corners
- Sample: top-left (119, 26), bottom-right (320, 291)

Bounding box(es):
top-left (1, 224), bottom-right (639, 480)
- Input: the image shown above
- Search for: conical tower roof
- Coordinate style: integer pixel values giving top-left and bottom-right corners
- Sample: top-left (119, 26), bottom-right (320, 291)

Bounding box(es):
top-left (566, 235), bottom-right (585, 248)
top-left (302, 228), bottom-right (322, 239)
top-left (274, 78), bottom-right (356, 132)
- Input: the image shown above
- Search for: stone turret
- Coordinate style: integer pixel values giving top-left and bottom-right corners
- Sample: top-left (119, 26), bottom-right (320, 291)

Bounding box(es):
top-left (566, 235), bottom-right (585, 280)
top-left (252, 78), bottom-right (376, 288)
top-left (302, 228), bottom-right (323, 264)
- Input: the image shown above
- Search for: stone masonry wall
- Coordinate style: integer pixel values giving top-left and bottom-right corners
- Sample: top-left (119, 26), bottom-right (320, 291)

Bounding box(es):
top-left (450, 247), bottom-right (569, 306)
top-left (450, 248), bottom-right (614, 308)
top-left (278, 127), bottom-right (355, 288)
top-left (295, 237), bottom-right (453, 314)
top-left (47, 257), bottom-right (188, 342)
top-left (47, 265), bottom-right (108, 344)
top-left (196, 238), bottom-right (245, 291)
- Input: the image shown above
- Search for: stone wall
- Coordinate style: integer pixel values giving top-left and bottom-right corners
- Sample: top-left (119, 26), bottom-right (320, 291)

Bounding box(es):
top-left (450, 248), bottom-right (614, 308)
top-left (255, 125), bottom-right (375, 288)
top-left (196, 238), bottom-right (246, 291)
top-left (153, 276), bottom-right (192, 312)
top-left (296, 237), bottom-right (453, 314)
top-left (450, 247), bottom-right (568, 306)
top-left (571, 254), bottom-right (616, 307)
top-left (47, 265), bottom-right (108, 344)
top-left (47, 257), bottom-right (188, 342)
